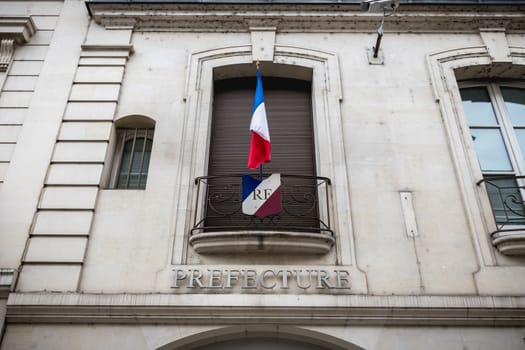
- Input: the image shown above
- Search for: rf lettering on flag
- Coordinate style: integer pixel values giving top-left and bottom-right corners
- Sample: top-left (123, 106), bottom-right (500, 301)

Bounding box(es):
top-left (242, 174), bottom-right (282, 219)
top-left (242, 65), bottom-right (282, 218)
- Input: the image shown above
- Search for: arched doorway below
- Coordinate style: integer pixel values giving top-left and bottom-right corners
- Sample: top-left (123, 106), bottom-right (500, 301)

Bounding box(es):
top-left (192, 337), bottom-right (330, 350)
top-left (156, 325), bottom-right (364, 350)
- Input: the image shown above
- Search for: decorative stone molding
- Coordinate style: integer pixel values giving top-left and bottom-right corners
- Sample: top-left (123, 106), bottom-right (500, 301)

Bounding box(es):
top-left (85, 3), bottom-right (525, 33)
top-left (250, 27), bottom-right (276, 62)
top-left (0, 39), bottom-right (14, 72)
top-left (6, 292), bottom-right (525, 326)
top-left (492, 231), bottom-right (525, 256)
top-left (0, 17), bottom-right (36, 44)
top-left (479, 28), bottom-right (512, 63)
top-left (157, 325), bottom-right (360, 350)
top-left (0, 17), bottom-right (36, 72)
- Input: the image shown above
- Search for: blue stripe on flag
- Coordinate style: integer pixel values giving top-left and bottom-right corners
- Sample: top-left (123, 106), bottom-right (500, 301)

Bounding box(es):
top-left (251, 68), bottom-right (265, 114)
top-left (242, 174), bottom-right (261, 201)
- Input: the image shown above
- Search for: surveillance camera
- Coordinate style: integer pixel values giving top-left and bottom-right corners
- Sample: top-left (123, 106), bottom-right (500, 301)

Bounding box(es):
top-left (360, 0), bottom-right (400, 13)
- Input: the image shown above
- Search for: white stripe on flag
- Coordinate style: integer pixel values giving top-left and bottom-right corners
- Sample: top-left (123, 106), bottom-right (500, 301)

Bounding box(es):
top-left (249, 102), bottom-right (270, 141)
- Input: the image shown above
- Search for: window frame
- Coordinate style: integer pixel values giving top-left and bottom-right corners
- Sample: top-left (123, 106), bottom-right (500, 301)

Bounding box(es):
top-left (171, 47), bottom-right (357, 264)
top-left (110, 127), bottom-right (154, 190)
top-left (427, 44), bottom-right (525, 259)
top-left (461, 82), bottom-right (525, 174)
top-left (460, 81), bottom-right (525, 228)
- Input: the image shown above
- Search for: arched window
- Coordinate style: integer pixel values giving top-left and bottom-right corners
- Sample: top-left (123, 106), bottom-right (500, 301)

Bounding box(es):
top-left (111, 116), bottom-right (155, 190)
top-left (116, 129), bottom-right (153, 189)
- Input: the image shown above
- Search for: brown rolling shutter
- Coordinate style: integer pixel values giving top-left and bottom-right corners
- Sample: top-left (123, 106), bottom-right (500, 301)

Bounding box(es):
top-left (205, 77), bottom-right (317, 230)
top-left (209, 77), bottom-right (315, 176)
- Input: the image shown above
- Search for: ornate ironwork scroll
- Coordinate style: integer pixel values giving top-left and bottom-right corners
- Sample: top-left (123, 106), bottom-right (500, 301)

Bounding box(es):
top-left (478, 175), bottom-right (525, 234)
top-left (191, 174), bottom-right (333, 236)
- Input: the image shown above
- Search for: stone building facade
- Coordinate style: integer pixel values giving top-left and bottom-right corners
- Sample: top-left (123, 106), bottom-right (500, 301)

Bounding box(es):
top-left (0, 0), bottom-right (524, 349)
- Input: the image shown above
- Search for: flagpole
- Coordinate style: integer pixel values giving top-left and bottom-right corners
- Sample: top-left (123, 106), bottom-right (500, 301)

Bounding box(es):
top-left (256, 60), bottom-right (262, 181)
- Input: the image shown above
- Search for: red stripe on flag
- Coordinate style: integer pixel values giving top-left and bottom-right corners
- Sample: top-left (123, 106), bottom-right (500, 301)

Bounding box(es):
top-left (248, 131), bottom-right (271, 169)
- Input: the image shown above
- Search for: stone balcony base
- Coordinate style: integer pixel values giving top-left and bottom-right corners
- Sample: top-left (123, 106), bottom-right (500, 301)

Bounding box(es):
top-left (492, 231), bottom-right (525, 255)
top-left (189, 231), bottom-right (335, 254)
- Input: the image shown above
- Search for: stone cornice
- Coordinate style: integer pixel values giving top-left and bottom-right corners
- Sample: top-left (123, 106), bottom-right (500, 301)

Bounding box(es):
top-left (85, 3), bottom-right (525, 33)
top-left (6, 292), bottom-right (525, 326)
top-left (0, 17), bottom-right (36, 44)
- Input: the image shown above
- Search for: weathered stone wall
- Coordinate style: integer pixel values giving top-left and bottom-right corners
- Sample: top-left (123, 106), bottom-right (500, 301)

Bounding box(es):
top-left (1, 1), bottom-right (524, 349)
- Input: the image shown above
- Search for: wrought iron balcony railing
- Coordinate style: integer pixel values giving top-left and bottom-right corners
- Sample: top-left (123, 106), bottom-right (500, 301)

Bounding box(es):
top-left (190, 174), bottom-right (333, 236)
top-left (477, 175), bottom-right (525, 234)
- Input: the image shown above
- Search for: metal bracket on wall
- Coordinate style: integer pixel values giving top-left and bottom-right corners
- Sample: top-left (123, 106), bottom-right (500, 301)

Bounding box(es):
top-left (400, 191), bottom-right (419, 237)
top-left (367, 47), bottom-right (384, 65)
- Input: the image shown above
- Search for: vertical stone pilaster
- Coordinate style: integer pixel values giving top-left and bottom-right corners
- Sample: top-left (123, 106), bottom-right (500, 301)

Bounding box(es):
top-left (16, 28), bottom-right (133, 292)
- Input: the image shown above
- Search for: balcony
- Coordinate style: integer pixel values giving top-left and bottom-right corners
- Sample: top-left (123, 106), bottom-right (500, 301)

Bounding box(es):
top-left (477, 175), bottom-right (525, 255)
top-left (189, 174), bottom-right (335, 254)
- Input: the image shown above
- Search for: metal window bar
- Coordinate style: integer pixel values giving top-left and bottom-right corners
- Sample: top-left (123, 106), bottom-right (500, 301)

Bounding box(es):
top-left (477, 175), bottom-right (525, 235)
top-left (124, 128), bottom-right (138, 189)
top-left (136, 128), bottom-right (148, 188)
top-left (117, 128), bottom-right (153, 189)
top-left (190, 174), bottom-right (333, 236)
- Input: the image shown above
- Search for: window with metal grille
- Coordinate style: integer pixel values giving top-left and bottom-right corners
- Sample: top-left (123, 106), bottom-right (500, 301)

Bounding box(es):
top-left (114, 127), bottom-right (154, 189)
top-left (461, 84), bottom-right (525, 225)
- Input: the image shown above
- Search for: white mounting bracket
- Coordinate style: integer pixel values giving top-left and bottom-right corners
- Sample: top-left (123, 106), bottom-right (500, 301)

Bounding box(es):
top-left (367, 47), bottom-right (384, 65)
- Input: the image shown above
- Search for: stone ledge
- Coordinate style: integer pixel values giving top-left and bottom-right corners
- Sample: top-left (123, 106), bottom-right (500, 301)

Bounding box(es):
top-left (6, 293), bottom-right (525, 326)
top-left (0, 17), bottom-right (36, 44)
top-left (189, 231), bottom-right (335, 254)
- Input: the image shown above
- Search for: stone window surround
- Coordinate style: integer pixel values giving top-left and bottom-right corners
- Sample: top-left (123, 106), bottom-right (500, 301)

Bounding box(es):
top-left (459, 81), bottom-right (525, 236)
top-left (427, 33), bottom-right (525, 259)
top-left (171, 45), bottom-right (356, 266)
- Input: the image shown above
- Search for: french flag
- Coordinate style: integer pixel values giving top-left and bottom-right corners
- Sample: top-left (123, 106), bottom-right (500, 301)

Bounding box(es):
top-left (247, 68), bottom-right (271, 169)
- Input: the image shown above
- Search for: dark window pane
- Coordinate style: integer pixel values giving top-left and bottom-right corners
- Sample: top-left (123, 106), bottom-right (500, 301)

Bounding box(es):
top-left (117, 135), bottom-right (152, 189)
top-left (501, 87), bottom-right (525, 126)
top-left (515, 128), bottom-right (525, 161)
top-left (470, 128), bottom-right (512, 171)
top-left (460, 87), bottom-right (498, 125)
top-left (117, 140), bottom-right (133, 189)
